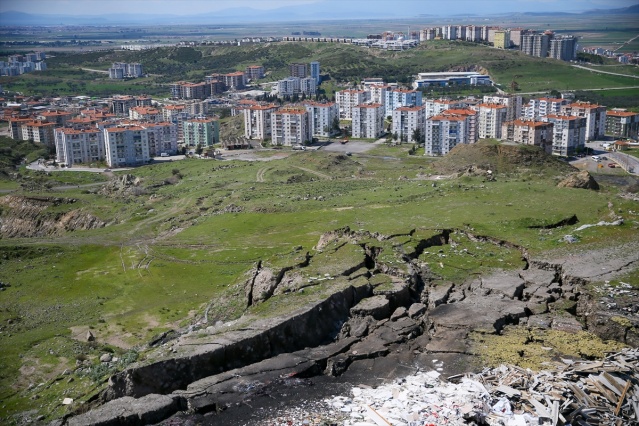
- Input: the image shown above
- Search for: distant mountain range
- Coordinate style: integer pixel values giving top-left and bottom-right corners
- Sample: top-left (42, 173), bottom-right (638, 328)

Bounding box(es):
top-left (0, 3), bottom-right (637, 26)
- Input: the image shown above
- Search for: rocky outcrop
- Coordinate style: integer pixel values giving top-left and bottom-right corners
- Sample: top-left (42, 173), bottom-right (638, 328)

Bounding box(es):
top-left (0, 195), bottom-right (106, 238)
top-left (557, 170), bottom-right (600, 190)
top-left (99, 174), bottom-right (145, 197)
top-left (59, 230), bottom-right (639, 426)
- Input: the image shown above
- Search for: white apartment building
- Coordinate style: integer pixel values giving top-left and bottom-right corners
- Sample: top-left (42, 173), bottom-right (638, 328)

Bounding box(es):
top-left (425, 113), bottom-right (473, 156)
top-left (271, 107), bottom-right (312, 146)
top-left (478, 103), bottom-right (508, 139)
top-left (482, 94), bottom-right (522, 122)
top-left (423, 99), bottom-right (467, 119)
top-left (560, 101), bottom-right (606, 141)
top-left (129, 106), bottom-right (162, 122)
top-left (523, 97), bottom-right (570, 120)
top-left (55, 128), bottom-right (105, 167)
top-left (369, 85), bottom-right (390, 105)
top-left (244, 104), bottom-right (279, 140)
top-left (310, 61), bottom-right (321, 85)
top-left (304, 101), bottom-right (339, 137)
top-left (104, 126), bottom-right (151, 167)
top-left (272, 77), bottom-right (316, 97)
top-left (392, 106), bottom-right (424, 143)
top-left (352, 103), bottom-right (385, 139)
top-left (543, 114), bottom-right (587, 156)
top-left (143, 122), bottom-right (178, 155)
top-left (384, 88), bottom-right (422, 118)
top-left (336, 89), bottom-right (369, 120)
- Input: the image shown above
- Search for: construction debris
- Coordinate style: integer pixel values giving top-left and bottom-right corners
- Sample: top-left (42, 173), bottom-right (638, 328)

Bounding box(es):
top-left (251, 348), bottom-right (638, 426)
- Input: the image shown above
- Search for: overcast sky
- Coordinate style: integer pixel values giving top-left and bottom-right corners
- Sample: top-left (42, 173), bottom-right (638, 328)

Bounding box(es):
top-left (1, 0), bottom-right (636, 16)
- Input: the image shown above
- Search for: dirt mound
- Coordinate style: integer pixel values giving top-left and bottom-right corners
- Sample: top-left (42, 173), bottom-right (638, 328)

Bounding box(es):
top-left (557, 170), bottom-right (600, 190)
top-left (434, 141), bottom-right (576, 176)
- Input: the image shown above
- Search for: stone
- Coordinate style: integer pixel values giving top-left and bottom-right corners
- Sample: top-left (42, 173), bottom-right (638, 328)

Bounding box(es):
top-left (390, 307), bottom-right (407, 320)
top-left (100, 353), bottom-right (113, 363)
top-left (407, 303), bottom-right (427, 319)
top-left (557, 171), bottom-right (599, 190)
top-left (86, 330), bottom-right (95, 342)
top-left (480, 271), bottom-right (525, 300)
top-left (350, 295), bottom-right (390, 320)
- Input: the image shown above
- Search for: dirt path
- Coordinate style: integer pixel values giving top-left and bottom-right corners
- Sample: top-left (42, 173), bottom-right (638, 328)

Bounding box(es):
top-left (571, 64), bottom-right (639, 79)
top-left (292, 165), bottom-right (332, 180)
top-left (256, 167), bottom-right (268, 182)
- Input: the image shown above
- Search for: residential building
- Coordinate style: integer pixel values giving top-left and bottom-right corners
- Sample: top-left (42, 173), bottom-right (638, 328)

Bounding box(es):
top-left (170, 82), bottom-right (211, 100)
top-left (423, 99), bottom-right (467, 119)
top-left (384, 88), bottom-right (422, 118)
top-left (19, 120), bottom-right (56, 146)
top-left (36, 110), bottom-right (73, 127)
top-left (425, 112), bottom-right (474, 156)
top-left (560, 101), bottom-right (606, 141)
top-left (483, 94), bottom-right (522, 122)
top-left (509, 28), bottom-right (525, 47)
top-left (443, 108), bottom-right (478, 143)
top-left (336, 89), bottom-right (369, 120)
top-left (442, 25), bottom-right (457, 40)
top-left (108, 62), bottom-right (143, 79)
top-left (289, 63), bottom-right (308, 78)
top-left (271, 107), bottom-right (312, 146)
top-left (8, 117), bottom-right (33, 140)
top-left (369, 84), bottom-right (390, 105)
top-left (523, 97), bottom-right (570, 120)
top-left (352, 103), bottom-right (385, 139)
top-left (183, 117), bottom-right (219, 147)
top-left (310, 61), bottom-right (321, 85)
top-left (223, 72), bottom-right (246, 90)
top-left (494, 31), bottom-right (510, 49)
top-left (110, 95), bottom-right (137, 116)
top-left (272, 77), bottom-right (316, 97)
top-left (55, 128), bottom-right (105, 167)
top-left (162, 104), bottom-right (190, 141)
top-left (521, 33), bottom-right (550, 58)
top-left (606, 110), bottom-right (639, 139)
top-left (549, 36), bottom-right (577, 61)
top-left (392, 106), bottom-right (424, 143)
top-left (104, 126), bottom-right (151, 167)
top-left (244, 104), bottom-right (279, 140)
top-left (501, 119), bottom-right (553, 153)
top-left (129, 106), bottom-right (162, 122)
top-left (143, 122), bottom-right (178, 156)
top-left (244, 65), bottom-right (265, 81)
top-left (304, 101), bottom-right (339, 137)
top-left (478, 103), bottom-right (508, 139)
top-left (543, 114), bottom-right (587, 156)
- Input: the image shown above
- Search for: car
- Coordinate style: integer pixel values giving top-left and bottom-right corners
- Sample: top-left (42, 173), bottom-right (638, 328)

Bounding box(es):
top-left (608, 163), bottom-right (616, 168)
top-left (104, 168), bottom-right (111, 172)
top-left (160, 152), bottom-right (169, 157)
top-left (591, 156), bottom-right (600, 161)
top-left (345, 151), bottom-right (352, 156)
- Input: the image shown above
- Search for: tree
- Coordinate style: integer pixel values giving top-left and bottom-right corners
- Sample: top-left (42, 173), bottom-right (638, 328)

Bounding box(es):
top-left (392, 132), bottom-right (399, 142)
top-left (412, 128), bottom-right (424, 145)
top-left (332, 116), bottom-right (340, 132)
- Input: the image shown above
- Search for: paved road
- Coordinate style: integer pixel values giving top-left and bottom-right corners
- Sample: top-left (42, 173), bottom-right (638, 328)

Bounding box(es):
top-left (80, 67), bottom-right (109, 74)
top-left (585, 141), bottom-right (638, 175)
top-left (571, 64), bottom-right (639, 79)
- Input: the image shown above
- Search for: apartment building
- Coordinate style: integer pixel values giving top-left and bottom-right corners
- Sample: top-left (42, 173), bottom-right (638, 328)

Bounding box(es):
top-left (8, 117), bottom-right (35, 139)
top-left (244, 65), bottom-right (265, 81)
top-left (493, 31), bottom-right (510, 49)
top-left (384, 88), bottom-right (422, 118)
top-left (17, 120), bottom-right (56, 147)
top-left (273, 77), bottom-right (317, 97)
top-left (367, 85), bottom-right (390, 105)
top-left (55, 128), bottom-right (105, 167)
top-left (223, 72), bottom-right (246, 90)
top-left (289, 63), bottom-right (308, 78)
top-left (129, 106), bottom-right (162, 122)
top-left (521, 33), bottom-right (550, 58)
top-left (425, 112), bottom-right (474, 156)
top-left (110, 95), bottom-right (136, 116)
top-left (501, 119), bottom-right (553, 153)
top-left (304, 101), bottom-right (338, 137)
top-left (523, 97), bottom-right (570, 120)
top-left (423, 99), bottom-right (467, 119)
top-left (271, 107), bottom-right (312, 146)
top-left (108, 62), bottom-right (143, 79)
top-left (352, 103), bottom-right (384, 139)
top-left (443, 108), bottom-right (478, 142)
top-left (310, 61), bottom-right (321, 85)
top-left (549, 36), bottom-right (577, 61)
top-left (104, 126), bottom-right (151, 167)
top-left (543, 114), bottom-right (587, 156)
top-left (244, 104), bottom-right (279, 140)
top-left (606, 110), bottom-right (639, 139)
top-left (392, 106), bottom-right (424, 143)
top-left (143, 122), bottom-right (178, 156)
top-left (478, 103), bottom-right (508, 139)
top-left (483, 94), bottom-right (522, 122)
top-left (183, 117), bottom-right (219, 147)
top-left (336, 89), bottom-right (369, 120)
top-left (560, 101), bottom-right (606, 141)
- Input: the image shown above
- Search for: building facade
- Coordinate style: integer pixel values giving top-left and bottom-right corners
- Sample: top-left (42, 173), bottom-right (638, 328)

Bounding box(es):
top-left (560, 101), bottom-right (606, 141)
top-left (271, 107), bottom-right (312, 146)
top-left (183, 117), bottom-right (219, 147)
top-left (244, 104), bottom-right (278, 140)
top-left (384, 89), bottom-right (422, 118)
top-left (544, 114), bottom-right (587, 156)
top-left (352, 103), bottom-right (385, 139)
top-left (392, 106), bottom-right (424, 143)
top-left (336, 89), bottom-right (369, 120)
top-left (606, 110), bottom-right (639, 139)
top-left (54, 128), bottom-right (105, 167)
top-left (304, 101), bottom-right (339, 137)
top-left (478, 103), bottom-right (508, 139)
top-left (501, 119), bottom-right (554, 153)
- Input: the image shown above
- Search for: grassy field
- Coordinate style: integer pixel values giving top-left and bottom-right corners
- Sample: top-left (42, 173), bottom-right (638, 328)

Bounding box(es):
top-left (1, 141), bottom-right (638, 420)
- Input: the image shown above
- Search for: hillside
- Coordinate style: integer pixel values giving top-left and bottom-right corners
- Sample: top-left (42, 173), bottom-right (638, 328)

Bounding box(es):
top-left (3, 41), bottom-right (639, 102)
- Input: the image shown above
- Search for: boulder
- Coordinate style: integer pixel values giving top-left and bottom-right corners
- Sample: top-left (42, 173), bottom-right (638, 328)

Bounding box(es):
top-left (86, 331), bottom-right (95, 342)
top-left (100, 353), bottom-right (113, 363)
top-left (350, 295), bottom-right (390, 320)
top-left (557, 171), bottom-right (599, 190)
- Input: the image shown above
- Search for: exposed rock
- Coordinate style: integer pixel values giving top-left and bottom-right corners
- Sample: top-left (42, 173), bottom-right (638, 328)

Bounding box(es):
top-left (408, 302), bottom-right (427, 319)
top-left (557, 170), bottom-right (599, 190)
top-left (100, 353), bottom-right (113, 363)
top-left (390, 307), bottom-right (407, 320)
top-left (86, 330), bottom-right (95, 342)
top-left (350, 295), bottom-right (390, 320)
top-left (66, 394), bottom-right (180, 426)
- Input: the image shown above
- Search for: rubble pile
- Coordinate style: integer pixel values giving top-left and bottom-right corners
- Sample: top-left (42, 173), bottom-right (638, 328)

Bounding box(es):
top-left (254, 348), bottom-right (638, 426)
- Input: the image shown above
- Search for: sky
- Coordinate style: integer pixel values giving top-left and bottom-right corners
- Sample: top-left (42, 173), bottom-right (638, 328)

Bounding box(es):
top-left (0, 0), bottom-right (636, 16)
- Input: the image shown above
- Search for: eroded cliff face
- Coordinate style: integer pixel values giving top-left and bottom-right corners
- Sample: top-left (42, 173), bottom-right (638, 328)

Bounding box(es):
top-left (0, 195), bottom-right (106, 238)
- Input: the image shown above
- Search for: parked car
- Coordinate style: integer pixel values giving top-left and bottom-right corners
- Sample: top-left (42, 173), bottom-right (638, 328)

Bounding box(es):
top-left (591, 156), bottom-right (600, 161)
top-left (608, 163), bottom-right (616, 168)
